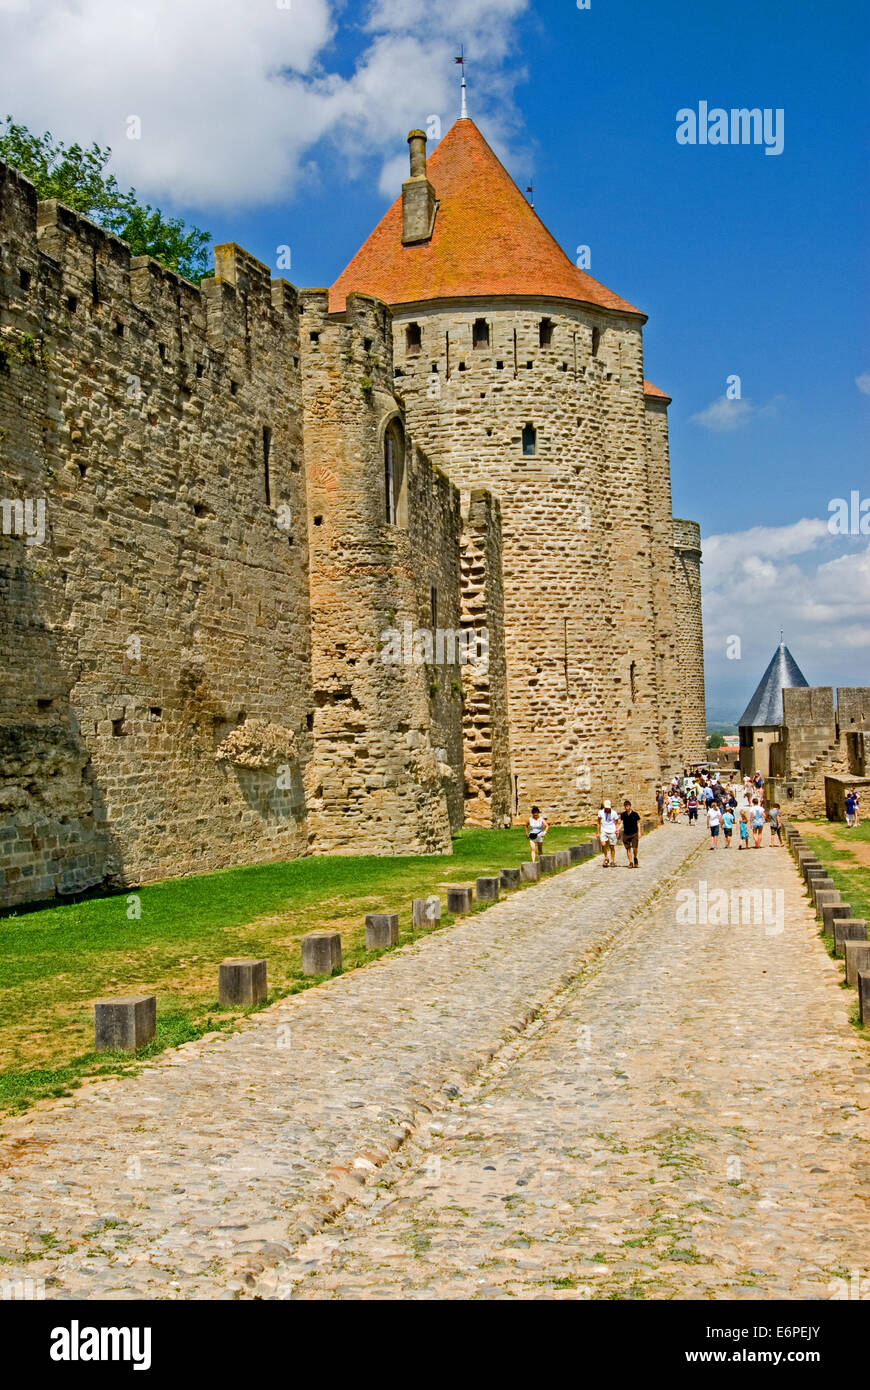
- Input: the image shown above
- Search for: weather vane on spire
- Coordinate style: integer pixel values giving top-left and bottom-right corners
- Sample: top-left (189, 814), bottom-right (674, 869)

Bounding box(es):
top-left (455, 47), bottom-right (468, 118)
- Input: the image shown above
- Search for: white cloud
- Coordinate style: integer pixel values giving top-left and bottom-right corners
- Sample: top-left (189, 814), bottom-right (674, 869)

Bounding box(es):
top-left (702, 518), bottom-right (870, 720)
top-left (0, 0), bottom-right (530, 211)
top-left (856, 372), bottom-right (870, 395)
top-left (690, 394), bottom-right (784, 432)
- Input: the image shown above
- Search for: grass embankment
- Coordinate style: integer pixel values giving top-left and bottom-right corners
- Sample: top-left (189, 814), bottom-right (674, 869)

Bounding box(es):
top-left (0, 823), bottom-right (593, 1116)
top-left (796, 820), bottom-right (870, 1029)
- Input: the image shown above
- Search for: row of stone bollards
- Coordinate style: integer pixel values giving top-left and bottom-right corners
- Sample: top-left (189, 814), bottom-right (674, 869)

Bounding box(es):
top-left (91, 831), bottom-right (628, 1054)
top-left (784, 823), bottom-right (869, 1021)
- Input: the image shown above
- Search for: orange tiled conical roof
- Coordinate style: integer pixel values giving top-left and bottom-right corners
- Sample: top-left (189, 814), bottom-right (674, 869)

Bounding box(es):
top-left (329, 119), bottom-right (642, 317)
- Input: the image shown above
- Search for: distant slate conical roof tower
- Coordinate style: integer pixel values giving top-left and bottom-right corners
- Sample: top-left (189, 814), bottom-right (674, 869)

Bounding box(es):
top-left (738, 643), bottom-right (809, 728)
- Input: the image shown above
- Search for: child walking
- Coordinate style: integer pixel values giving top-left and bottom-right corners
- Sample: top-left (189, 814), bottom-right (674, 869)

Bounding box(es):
top-left (738, 809), bottom-right (750, 849)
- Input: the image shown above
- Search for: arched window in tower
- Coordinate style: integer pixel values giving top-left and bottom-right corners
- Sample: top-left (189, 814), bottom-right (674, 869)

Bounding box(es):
top-left (473, 317), bottom-right (489, 349)
top-left (384, 420), bottom-right (407, 526)
top-left (406, 321), bottom-right (422, 355)
top-left (539, 317), bottom-right (553, 347)
top-left (522, 422), bottom-right (537, 456)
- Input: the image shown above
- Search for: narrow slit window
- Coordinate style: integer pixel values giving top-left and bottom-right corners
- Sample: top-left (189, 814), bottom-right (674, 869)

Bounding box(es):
top-left (539, 317), bottom-right (553, 347)
top-left (472, 318), bottom-right (489, 348)
top-left (522, 422), bottom-right (537, 456)
top-left (430, 585), bottom-right (438, 629)
top-left (591, 326), bottom-right (601, 357)
top-left (406, 322), bottom-right (422, 354)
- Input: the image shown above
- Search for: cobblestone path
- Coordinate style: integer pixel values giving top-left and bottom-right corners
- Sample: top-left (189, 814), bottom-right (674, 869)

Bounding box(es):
top-left (1, 826), bottom-right (867, 1300)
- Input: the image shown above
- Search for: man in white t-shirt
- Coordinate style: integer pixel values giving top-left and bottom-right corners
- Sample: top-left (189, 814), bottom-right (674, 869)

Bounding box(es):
top-left (598, 800), bottom-right (619, 867)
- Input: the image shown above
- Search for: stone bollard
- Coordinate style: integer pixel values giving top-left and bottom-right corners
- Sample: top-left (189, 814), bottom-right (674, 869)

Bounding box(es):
top-left (520, 861), bottom-right (540, 882)
top-left (554, 851), bottom-right (571, 869)
top-left (814, 891), bottom-right (841, 922)
top-left (810, 877), bottom-right (835, 907)
top-left (94, 995), bottom-right (156, 1053)
top-left (803, 865), bottom-right (825, 887)
top-left (476, 876), bottom-right (500, 902)
top-left (219, 958), bottom-right (267, 1008)
top-left (822, 901), bottom-right (851, 938)
top-left (301, 930), bottom-right (342, 976)
top-left (412, 896), bottom-right (441, 928)
top-left (858, 971), bottom-right (870, 1024)
top-left (500, 867), bottom-right (521, 890)
top-left (365, 913), bottom-right (398, 949)
top-left (539, 854), bottom-right (558, 874)
top-left (834, 919), bottom-right (867, 958)
top-left (447, 885), bottom-right (474, 914)
top-left (568, 845), bottom-right (585, 863)
top-left (844, 940), bottom-right (870, 988)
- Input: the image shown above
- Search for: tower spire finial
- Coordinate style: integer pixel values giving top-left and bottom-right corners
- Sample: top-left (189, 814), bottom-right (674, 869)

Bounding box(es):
top-left (455, 47), bottom-right (468, 118)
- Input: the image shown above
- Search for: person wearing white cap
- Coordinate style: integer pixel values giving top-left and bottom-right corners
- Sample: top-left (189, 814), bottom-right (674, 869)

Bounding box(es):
top-left (597, 800), bottom-right (619, 867)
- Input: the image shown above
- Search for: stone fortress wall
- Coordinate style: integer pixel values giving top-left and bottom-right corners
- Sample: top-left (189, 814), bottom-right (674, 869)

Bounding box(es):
top-left (1, 129), bottom-right (706, 908)
top-left (671, 517), bottom-right (707, 762)
top-left (0, 161), bottom-right (485, 907)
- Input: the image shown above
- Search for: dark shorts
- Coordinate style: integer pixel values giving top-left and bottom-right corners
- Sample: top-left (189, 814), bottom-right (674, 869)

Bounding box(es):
top-left (688, 807), bottom-right (698, 821)
top-left (710, 824), bottom-right (720, 836)
top-left (624, 834), bottom-right (638, 851)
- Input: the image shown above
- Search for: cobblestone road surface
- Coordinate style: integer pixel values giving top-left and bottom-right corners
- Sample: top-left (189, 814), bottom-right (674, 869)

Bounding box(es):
top-left (1, 825), bottom-right (867, 1300)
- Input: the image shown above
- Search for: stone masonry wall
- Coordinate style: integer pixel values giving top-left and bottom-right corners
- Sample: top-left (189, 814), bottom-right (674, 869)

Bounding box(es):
top-left (391, 298), bottom-right (692, 818)
top-left (299, 289), bottom-right (463, 854)
top-left (459, 488), bottom-right (511, 826)
top-left (644, 396), bottom-right (684, 768)
top-left (0, 161), bottom-right (312, 905)
top-left (672, 518), bottom-right (707, 762)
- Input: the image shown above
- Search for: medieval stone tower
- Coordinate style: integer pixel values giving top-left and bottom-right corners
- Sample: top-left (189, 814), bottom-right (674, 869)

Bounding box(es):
top-left (332, 119), bottom-right (707, 820)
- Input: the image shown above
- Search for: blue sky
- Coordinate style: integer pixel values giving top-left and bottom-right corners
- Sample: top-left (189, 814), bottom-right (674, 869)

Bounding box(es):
top-left (2, 0), bottom-right (867, 721)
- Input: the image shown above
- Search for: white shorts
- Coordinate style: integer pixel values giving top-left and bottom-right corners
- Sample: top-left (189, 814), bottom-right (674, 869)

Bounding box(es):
top-left (600, 829), bottom-right (617, 845)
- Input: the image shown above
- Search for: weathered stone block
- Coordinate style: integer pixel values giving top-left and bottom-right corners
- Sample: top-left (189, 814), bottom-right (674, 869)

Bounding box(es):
top-left (219, 958), bottom-right (267, 1008)
top-left (447, 885), bottom-right (474, 914)
top-left (844, 940), bottom-right (870, 988)
top-left (520, 861), bottom-right (540, 882)
top-left (810, 878), bottom-right (835, 906)
top-left (568, 844), bottom-right (585, 862)
top-left (538, 854), bottom-right (557, 874)
top-left (834, 919), bottom-right (867, 958)
top-left (476, 876), bottom-right (499, 901)
top-left (94, 995), bottom-right (156, 1052)
top-left (858, 970), bottom-right (870, 1024)
top-left (499, 867), bottom-right (521, 889)
top-left (554, 850), bottom-right (571, 868)
top-left (412, 896), bottom-right (441, 928)
top-left (301, 930), bottom-right (342, 976)
top-left (365, 913), bottom-right (399, 949)
top-left (813, 890), bottom-right (840, 921)
top-left (822, 901), bottom-right (851, 937)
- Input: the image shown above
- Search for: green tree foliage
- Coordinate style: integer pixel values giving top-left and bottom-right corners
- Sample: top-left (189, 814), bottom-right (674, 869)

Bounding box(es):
top-left (706, 731), bottom-right (726, 749)
top-left (0, 118), bottom-right (211, 282)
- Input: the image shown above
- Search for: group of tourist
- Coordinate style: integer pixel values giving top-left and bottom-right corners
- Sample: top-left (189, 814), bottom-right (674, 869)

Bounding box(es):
top-left (655, 772), bottom-right (783, 852)
top-left (523, 772), bottom-right (861, 870)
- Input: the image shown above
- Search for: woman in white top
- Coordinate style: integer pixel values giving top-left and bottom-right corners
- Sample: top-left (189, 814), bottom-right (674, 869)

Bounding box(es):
top-left (706, 802), bottom-right (722, 850)
top-left (526, 806), bottom-right (549, 862)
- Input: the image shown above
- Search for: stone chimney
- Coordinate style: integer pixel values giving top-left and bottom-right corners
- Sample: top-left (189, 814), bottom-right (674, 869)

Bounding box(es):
top-left (402, 130), bottom-right (437, 245)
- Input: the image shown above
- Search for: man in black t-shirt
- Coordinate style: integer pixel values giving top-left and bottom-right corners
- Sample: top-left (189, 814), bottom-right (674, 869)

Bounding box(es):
top-left (620, 799), bottom-right (641, 867)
